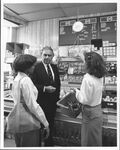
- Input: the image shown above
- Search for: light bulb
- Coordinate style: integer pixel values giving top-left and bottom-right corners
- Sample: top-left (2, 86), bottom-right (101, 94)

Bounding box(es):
top-left (72, 21), bottom-right (84, 32)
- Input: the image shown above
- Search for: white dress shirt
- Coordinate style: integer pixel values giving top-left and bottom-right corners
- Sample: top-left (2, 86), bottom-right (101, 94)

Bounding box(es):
top-left (12, 72), bottom-right (49, 128)
top-left (75, 73), bottom-right (103, 106)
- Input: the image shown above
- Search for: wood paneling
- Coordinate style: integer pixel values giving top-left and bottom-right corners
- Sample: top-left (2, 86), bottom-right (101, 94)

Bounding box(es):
top-left (16, 18), bottom-right (59, 50)
top-left (11, 28), bottom-right (17, 42)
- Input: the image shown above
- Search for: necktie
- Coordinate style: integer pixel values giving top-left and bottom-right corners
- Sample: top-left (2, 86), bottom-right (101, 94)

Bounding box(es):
top-left (47, 65), bottom-right (53, 84)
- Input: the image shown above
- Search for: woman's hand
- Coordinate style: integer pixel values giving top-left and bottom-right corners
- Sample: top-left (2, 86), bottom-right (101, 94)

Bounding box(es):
top-left (70, 88), bottom-right (76, 94)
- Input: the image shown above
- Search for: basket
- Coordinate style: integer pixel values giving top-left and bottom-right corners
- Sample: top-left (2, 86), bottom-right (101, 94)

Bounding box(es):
top-left (57, 92), bottom-right (82, 118)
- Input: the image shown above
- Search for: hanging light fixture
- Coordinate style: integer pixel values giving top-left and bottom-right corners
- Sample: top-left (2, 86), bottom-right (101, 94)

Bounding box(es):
top-left (72, 7), bottom-right (84, 32)
top-left (72, 21), bottom-right (84, 32)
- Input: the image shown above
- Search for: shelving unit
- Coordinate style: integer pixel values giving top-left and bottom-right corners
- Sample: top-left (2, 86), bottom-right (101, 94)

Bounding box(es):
top-left (58, 57), bottom-right (85, 85)
top-left (55, 50), bottom-right (117, 146)
top-left (4, 90), bottom-right (14, 114)
top-left (102, 44), bottom-right (117, 110)
top-left (58, 41), bottom-right (117, 115)
top-left (4, 42), bottom-right (29, 116)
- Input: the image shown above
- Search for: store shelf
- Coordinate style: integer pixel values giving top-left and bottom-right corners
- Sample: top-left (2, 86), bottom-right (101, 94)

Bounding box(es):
top-left (104, 57), bottom-right (117, 61)
top-left (4, 97), bottom-right (14, 101)
top-left (59, 57), bottom-right (83, 62)
top-left (4, 106), bottom-right (13, 113)
top-left (4, 94), bottom-right (14, 114)
top-left (102, 108), bottom-right (117, 115)
top-left (104, 85), bottom-right (117, 91)
top-left (61, 81), bottom-right (81, 87)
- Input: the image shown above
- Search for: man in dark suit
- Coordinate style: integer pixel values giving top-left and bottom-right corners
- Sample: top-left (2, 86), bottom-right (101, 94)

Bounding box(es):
top-left (32, 46), bottom-right (61, 146)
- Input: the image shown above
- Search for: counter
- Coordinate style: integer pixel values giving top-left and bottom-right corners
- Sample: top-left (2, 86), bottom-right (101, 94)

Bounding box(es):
top-left (53, 108), bottom-right (117, 146)
top-left (4, 92), bottom-right (117, 146)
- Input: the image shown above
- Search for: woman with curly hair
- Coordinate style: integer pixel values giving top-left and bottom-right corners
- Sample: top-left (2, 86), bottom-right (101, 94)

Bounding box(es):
top-left (73, 51), bottom-right (107, 146)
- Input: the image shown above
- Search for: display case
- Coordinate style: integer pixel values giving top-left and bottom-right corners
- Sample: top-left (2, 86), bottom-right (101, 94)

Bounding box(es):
top-left (53, 109), bottom-right (117, 146)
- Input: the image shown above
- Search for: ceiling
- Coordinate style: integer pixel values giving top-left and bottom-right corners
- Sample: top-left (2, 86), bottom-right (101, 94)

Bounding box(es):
top-left (4, 3), bottom-right (117, 24)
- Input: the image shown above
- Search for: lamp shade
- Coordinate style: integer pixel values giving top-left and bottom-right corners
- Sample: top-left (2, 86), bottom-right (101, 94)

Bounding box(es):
top-left (72, 21), bottom-right (84, 32)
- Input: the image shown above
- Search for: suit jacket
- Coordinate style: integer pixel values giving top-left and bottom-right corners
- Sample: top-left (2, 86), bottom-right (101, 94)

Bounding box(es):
top-left (32, 61), bottom-right (61, 114)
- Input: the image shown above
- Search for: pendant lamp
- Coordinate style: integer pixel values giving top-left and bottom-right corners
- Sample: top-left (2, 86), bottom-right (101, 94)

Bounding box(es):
top-left (72, 21), bottom-right (84, 32)
top-left (72, 7), bottom-right (84, 32)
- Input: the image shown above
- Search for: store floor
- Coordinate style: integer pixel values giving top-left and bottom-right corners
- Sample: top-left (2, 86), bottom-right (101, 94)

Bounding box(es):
top-left (4, 138), bottom-right (57, 147)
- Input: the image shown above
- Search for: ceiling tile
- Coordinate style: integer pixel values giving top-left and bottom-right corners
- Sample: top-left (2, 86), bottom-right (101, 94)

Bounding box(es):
top-left (4, 3), bottom-right (60, 14)
top-left (62, 3), bottom-right (117, 17)
top-left (20, 8), bottom-right (65, 21)
top-left (4, 3), bottom-right (117, 22)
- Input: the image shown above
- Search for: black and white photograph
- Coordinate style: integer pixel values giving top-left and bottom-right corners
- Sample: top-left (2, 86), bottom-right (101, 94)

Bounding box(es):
top-left (0, 0), bottom-right (119, 149)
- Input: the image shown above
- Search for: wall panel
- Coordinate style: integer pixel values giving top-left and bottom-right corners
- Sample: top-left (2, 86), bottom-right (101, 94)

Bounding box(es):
top-left (16, 18), bottom-right (59, 50)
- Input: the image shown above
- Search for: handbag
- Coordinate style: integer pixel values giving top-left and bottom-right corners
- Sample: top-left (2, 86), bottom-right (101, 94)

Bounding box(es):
top-left (67, 92), bottom-right (82, 118)
top-left (6, 77), bottom-right (40, 134)
top-left (57, 92), bottom-right (82, 118)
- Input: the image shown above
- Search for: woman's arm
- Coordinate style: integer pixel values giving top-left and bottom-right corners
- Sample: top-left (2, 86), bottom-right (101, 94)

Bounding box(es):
top-left (20, 77), bottom-right (49, 128)
top-left (75, 76), bottom-right (93, 105)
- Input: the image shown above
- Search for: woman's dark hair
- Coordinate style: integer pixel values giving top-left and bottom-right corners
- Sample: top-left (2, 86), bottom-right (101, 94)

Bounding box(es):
top-left (12, 54), bottom-right (37, 73)
top-left (84, 51), bottom-right (107, 78)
